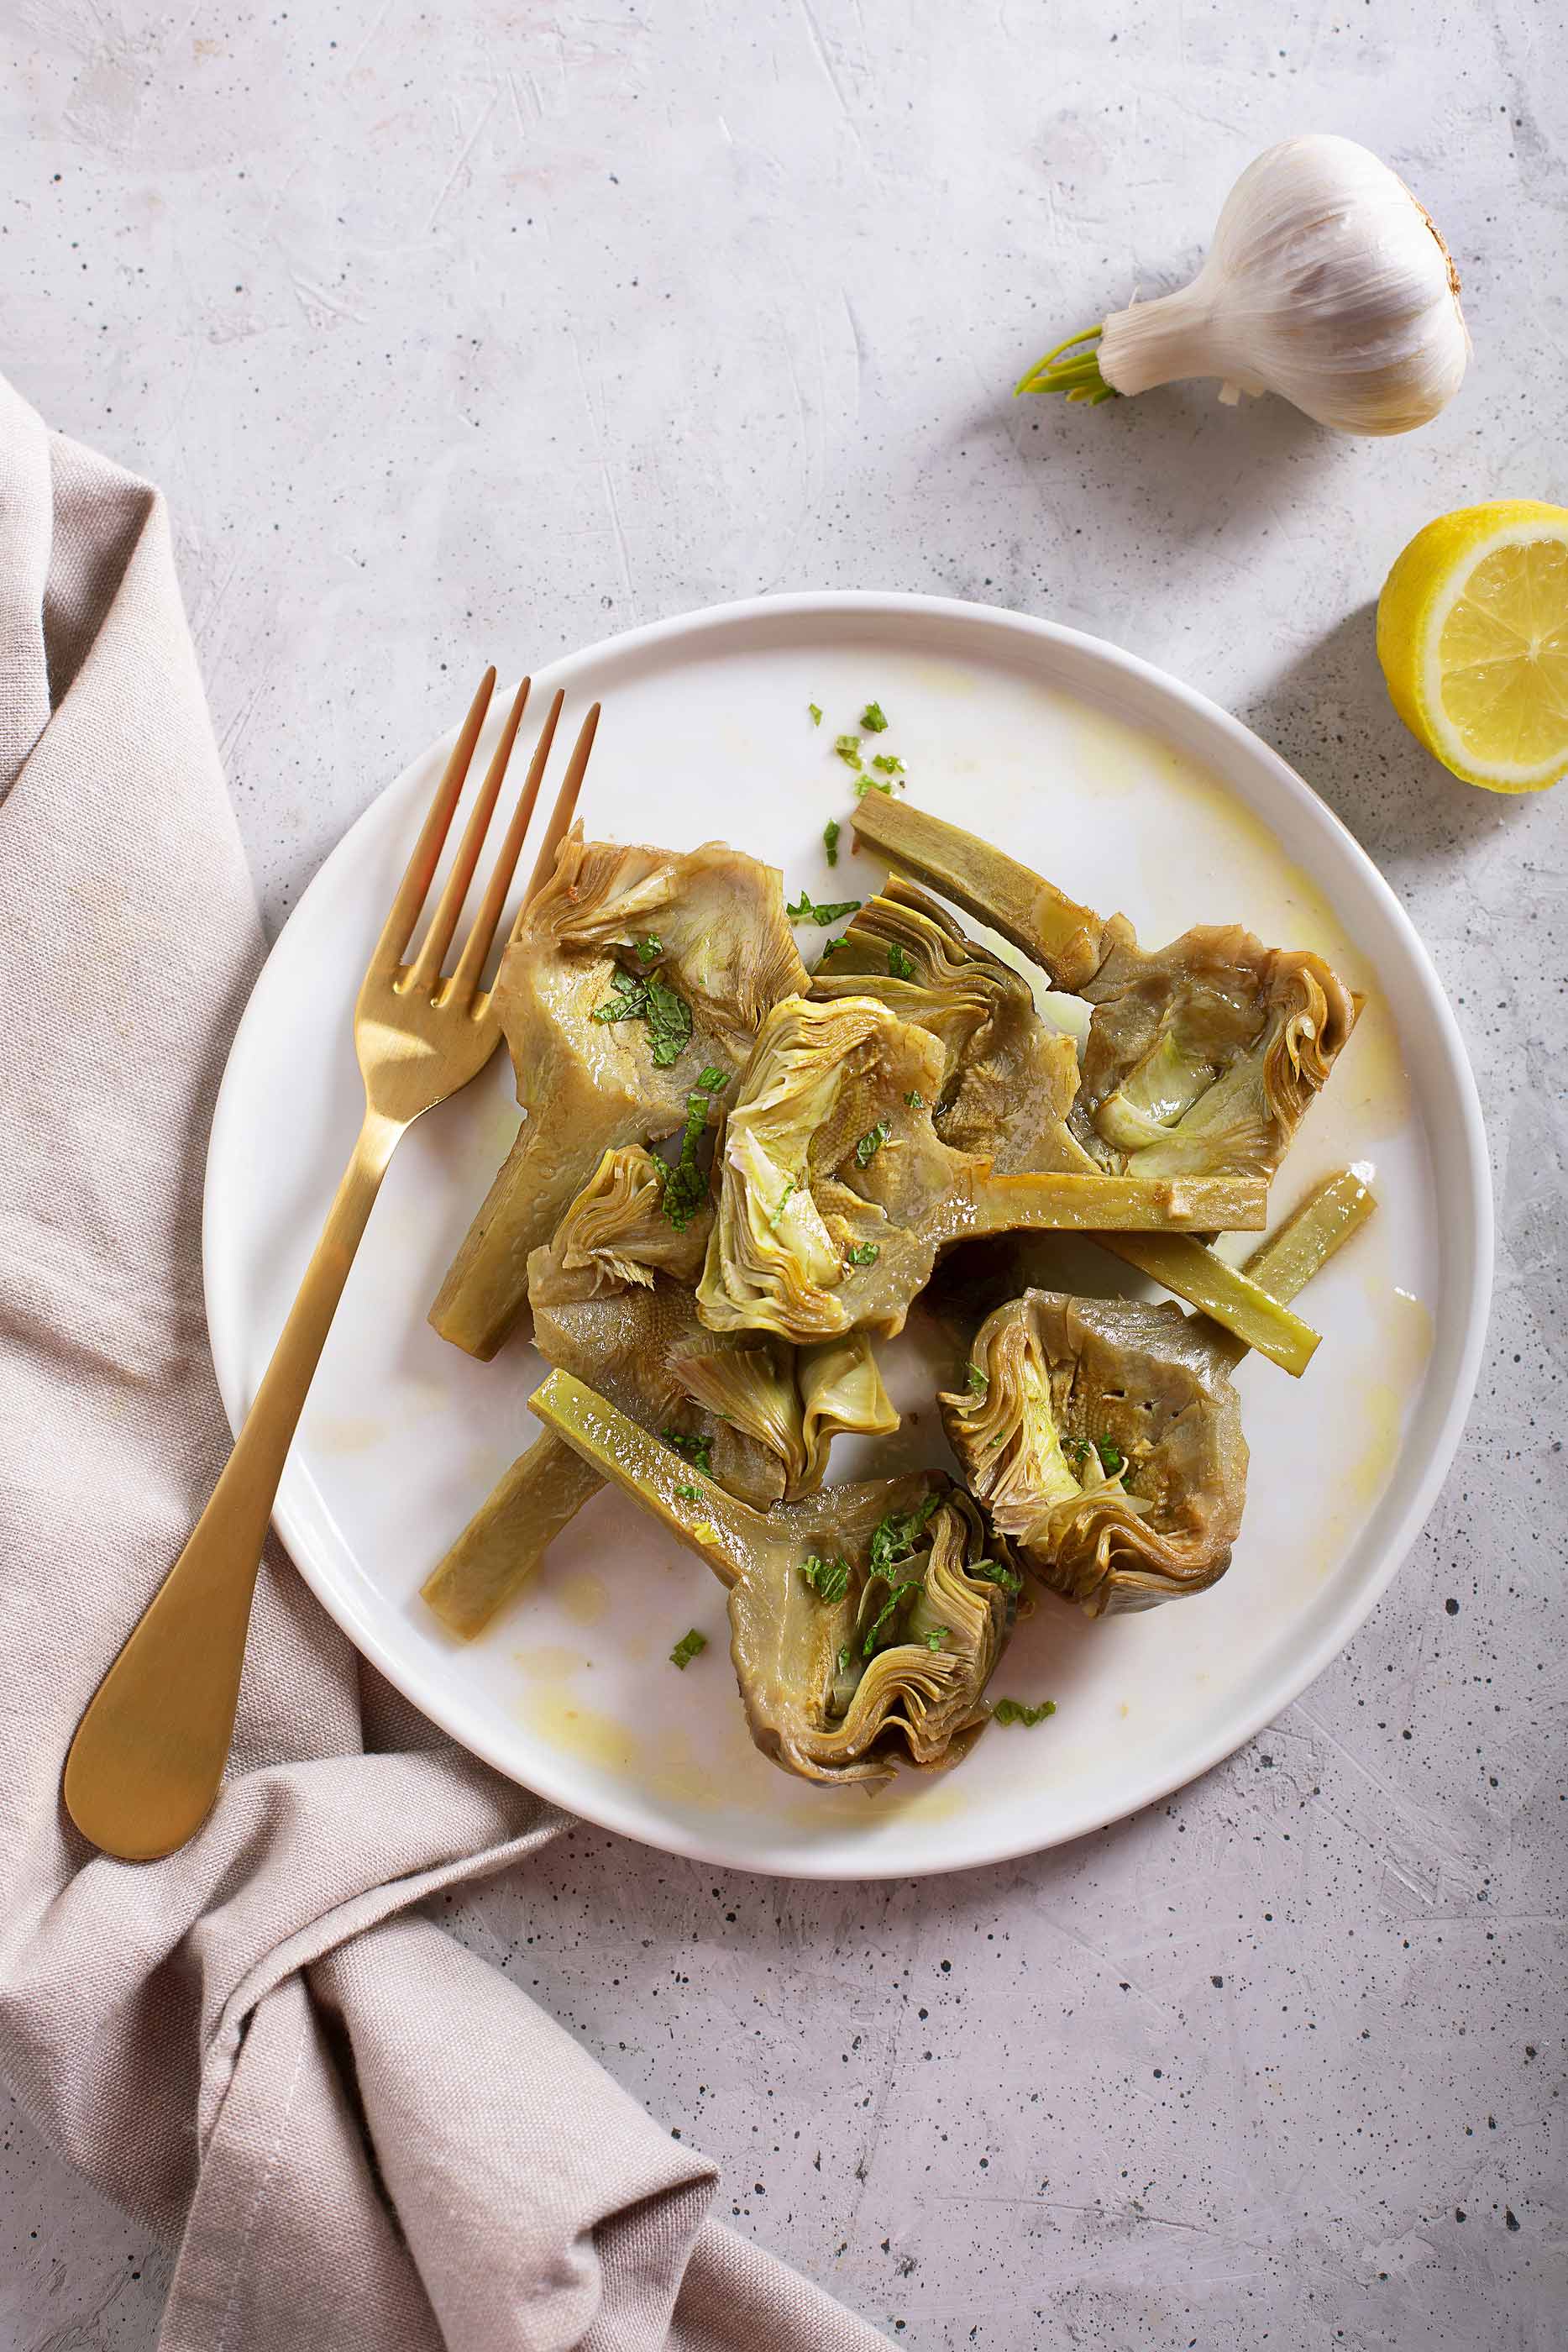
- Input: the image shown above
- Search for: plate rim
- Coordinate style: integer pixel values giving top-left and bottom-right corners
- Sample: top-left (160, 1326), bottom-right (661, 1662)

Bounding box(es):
top-left (206, 588), bottom-right (1493, 1879)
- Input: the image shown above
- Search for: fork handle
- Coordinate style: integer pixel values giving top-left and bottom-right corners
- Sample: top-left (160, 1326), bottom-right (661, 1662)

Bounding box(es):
top-left (63, 1108), bottom-right (404, 1861)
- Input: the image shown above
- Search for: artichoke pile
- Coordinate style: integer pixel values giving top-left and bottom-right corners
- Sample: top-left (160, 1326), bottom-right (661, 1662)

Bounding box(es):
top-left (423, 806), bottom-right (1371, 1791)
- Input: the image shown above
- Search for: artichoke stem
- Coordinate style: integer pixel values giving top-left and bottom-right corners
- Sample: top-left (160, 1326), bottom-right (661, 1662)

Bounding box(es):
top-left (850, 792), bottom-right (1110, 992)
top-left (952, 1168), bottom-right (1269, 1242)
top-left (1201, 1168), bottom-right (1377, 1370)
top-left (422, 1433), bottom-right (606, 1638)
top-left (531, 1368), bottom-right (756, 1590)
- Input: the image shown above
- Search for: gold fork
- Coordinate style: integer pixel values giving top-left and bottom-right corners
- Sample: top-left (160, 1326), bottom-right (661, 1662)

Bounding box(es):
top-left (63, 669), bottom-right (598, 1862)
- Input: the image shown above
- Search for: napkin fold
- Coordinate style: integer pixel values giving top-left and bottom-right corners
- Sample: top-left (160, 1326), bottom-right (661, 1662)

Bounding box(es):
top-left (0, 375), bottom-right (884, 2352)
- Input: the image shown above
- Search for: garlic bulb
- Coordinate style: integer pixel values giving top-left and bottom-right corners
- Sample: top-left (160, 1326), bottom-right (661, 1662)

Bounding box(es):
top-left (1018, 134), bottom-right (1470, 437)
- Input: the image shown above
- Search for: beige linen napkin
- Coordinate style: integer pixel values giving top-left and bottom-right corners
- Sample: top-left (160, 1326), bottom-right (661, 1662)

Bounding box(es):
top-left (0, 375), bottom-right (884, 2352)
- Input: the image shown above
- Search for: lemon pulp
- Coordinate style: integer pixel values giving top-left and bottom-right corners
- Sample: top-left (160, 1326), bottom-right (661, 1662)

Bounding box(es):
top-left (1377, 501), bottom-right (1568, 793)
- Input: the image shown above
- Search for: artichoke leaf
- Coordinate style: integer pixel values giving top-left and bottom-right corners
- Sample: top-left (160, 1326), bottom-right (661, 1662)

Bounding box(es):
top-left (811, 879), bottom-right (1082, 1172)
top-left (531, 1370), bottom-right (1020, 1788)
top-left (431, 827), bottom-right (807, 1360)
top-left (797, 1334), bottom-right (899, 1488)
top-left (673, 1330), bottom-right (897, 1499)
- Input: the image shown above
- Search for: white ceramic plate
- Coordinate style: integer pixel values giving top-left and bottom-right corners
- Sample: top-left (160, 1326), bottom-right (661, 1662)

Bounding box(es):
top-left (206, 593), bottom-right (1490, 1879)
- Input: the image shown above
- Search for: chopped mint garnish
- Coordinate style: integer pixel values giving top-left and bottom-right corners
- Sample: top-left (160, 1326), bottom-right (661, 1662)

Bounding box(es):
top-left (675, 1483), bottom-right (701, 1501)
top-left (663, 1429), bottom-right (714, 1478)
top-left (965, 1362), bottom-right (989, 1397)
top-left (887, 942), bottom-right (915, 979)
top-left (861, 701), bottom-right (889, 732)
top-left (992, 1698), bottom-right (1057, 1727)
top-left (871, 752), bottom-right (904, 775)
top-left (854, 1121), bottom-right (891, 1167)
top-left (592, 966), bottom-right (693, 1068)
top-left (868, 1492), bottom-right (941, 1579)
top-left (923, 1626), bottom-right (950, 1651)
top-left (669, 1628), bottom-right (707, 1670)
top-left (787, 889), bottom-right (862, 926)
top-left (971, 1558), bottom-right (1022, 1594)
top-left (862, 1580), bottom-right (922, 1658)
top-left (834, 733), bottom-right (863, 769)
top-left (800, 1554), bottom-right (851, 1604)
top-left (636, 933), bottom-right (663, 964)
top-left (663, 1068), bottom-right (729, 1231)
top-left (809, 702), bottom-right (823, 727)
top-left (823, 816), bottom-right (841, 868)
top-left (904, 1089), bottom-right (924, 1109)
top-left (845, 1242), bottom-right (880, 1266)
top-left (1068, 1435), bottom-right (1125, 1477)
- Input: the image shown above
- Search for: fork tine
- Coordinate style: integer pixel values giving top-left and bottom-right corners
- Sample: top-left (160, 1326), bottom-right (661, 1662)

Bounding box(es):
top-left (510, 702), bottom-right (600, 939)
top-left (448, 687), bottom-right (566, 1005)
top-left (374, 668), bottom-right (496, 969)
top-left (406, 675), bottom-right (532, 994)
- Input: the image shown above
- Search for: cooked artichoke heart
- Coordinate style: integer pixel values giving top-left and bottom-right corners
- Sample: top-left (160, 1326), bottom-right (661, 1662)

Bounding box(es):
top-left (941, 1289), bottom-right (1247, 1616)
top-left (431, 827), bottom-right (808, 1359)
top-left (1077, 924), bottom-right (1356, 1184)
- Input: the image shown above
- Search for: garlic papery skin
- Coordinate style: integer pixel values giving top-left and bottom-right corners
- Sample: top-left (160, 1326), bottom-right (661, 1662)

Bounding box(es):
top-left (1023, 135), bottom-right (1470, 437)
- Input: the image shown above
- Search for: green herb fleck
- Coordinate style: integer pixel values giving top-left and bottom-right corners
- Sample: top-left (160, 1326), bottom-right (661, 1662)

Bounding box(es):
top-left (861, 701), bottom-right (889, 732)
top-left (836, 1644), bottom-right (853, 1677)
top-left (669, 1628), bottom-right (708, 1670)
top-left (868, 1492), bottom-right (941, 1580)
top-left (663, 1067), bottom-right (729, 1231)
top-left (645, 974), bottom-right (693, 1066)
top-left (636, 933), bottom-right (663, 964)
top-left (992, 1697), bottom-right (1057, 1727)
top-left (800, 1554), bottom-right (851, 1604)
top-left (675, 1483), bottom-right (701, 1502)
top-left (924, 1626), bottom-right (950, 1651)
top-left (834, 733), bottom-right (863, 770)
top-left (816, 937), bottom-right (846, 966)
top-left (852, 774), bottom-right (893, 798)
top-left (904, 1089), bottom-right (924, 1109)
top-left (592, 966), bottom-right (693, 1068)
top-left (663, 1429), bottom-right (714, 1478)
top-left (766, 1176), bottom-right (797, 1230)
top-left (887, 942), bottom-right (915, 980)
top-left (854, 1121), bottom-right (891, 1168)
top-left (1069, 1435), bottom-right (1125, 1477)
top-left (823, 816), bottom-right (841, 868)
top-left (863, 1580), bottom-right (922, 1658)
top-left (871, 752), bottom-right (905, 776)
top-left (965, 1362), bottom-right (989, 1398)
top-left (591, 967), bottom-right (642, 1019)
top-left (809, 701), bottom-right (823, 727)
top-left (787, 889), bottom-right (862, 926)
top-left (971, 1557), bottom-right (1022, 1594)
top-left (844, 1241), bottom-right (880, 1267)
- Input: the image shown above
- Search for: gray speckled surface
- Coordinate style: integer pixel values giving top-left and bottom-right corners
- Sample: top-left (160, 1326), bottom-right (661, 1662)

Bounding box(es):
top-left (3, 3), bottom-right (1565, 2346)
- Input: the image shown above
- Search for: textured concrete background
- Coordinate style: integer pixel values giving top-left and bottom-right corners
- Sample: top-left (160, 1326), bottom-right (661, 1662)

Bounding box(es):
top-left (3, 2), bottom-right (1565, 2345)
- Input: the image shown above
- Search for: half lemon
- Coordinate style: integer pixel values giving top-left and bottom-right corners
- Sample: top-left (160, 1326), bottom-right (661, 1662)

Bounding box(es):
top-left (1377, 500), bottom-right (1568, 793)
